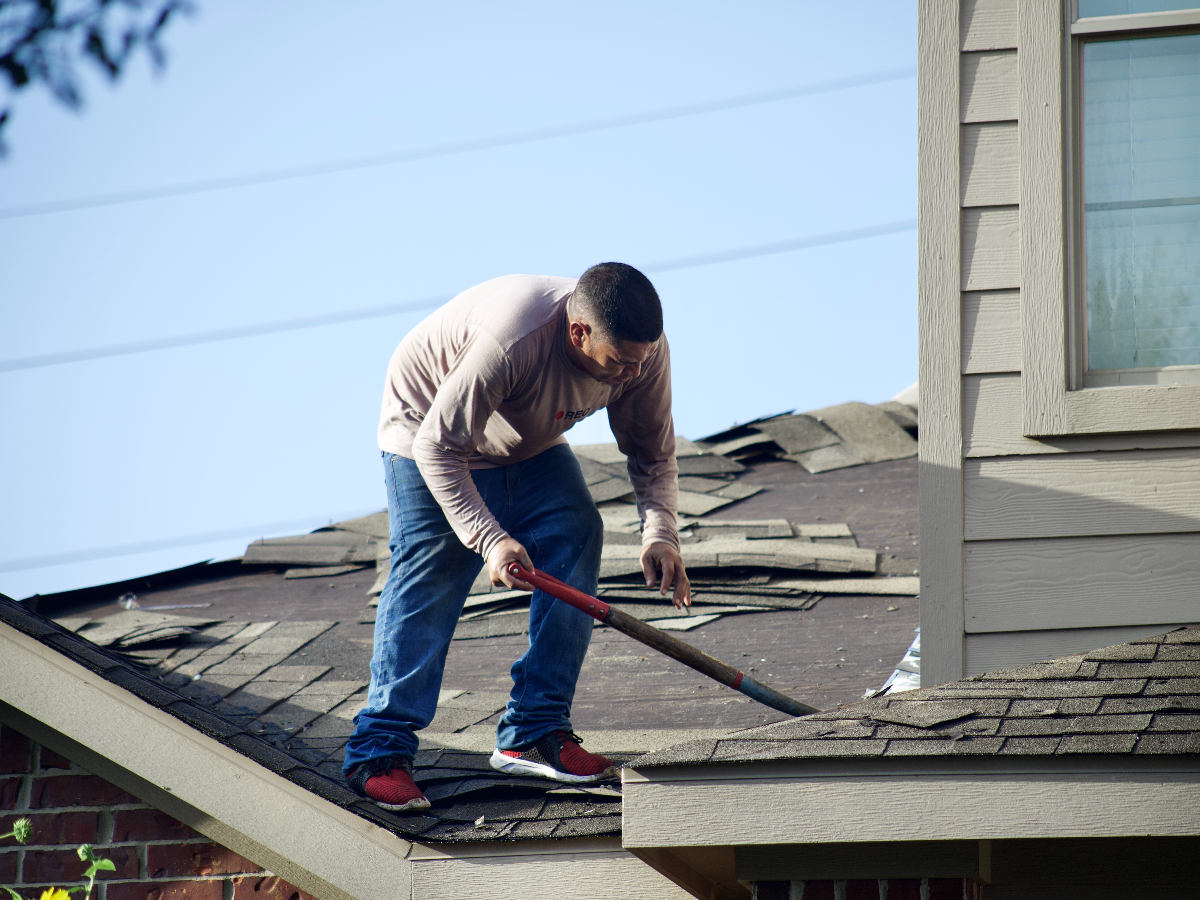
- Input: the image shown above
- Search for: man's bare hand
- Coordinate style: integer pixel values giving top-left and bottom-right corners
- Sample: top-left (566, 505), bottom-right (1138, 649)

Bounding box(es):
top-left (487, 538), bottom-right (535, 591)
top-left (641, 541), bottom-right (691, 609)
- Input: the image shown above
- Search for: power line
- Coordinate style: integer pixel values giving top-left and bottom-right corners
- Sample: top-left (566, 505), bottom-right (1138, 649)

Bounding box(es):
top-left (0, 511), bottom-right (375, 574)
top-left (0, 295), bottom-right (453, 372)
top-left (0, 65), bottom-right (916, 220)
top-left (0, 218), bottom-right (917, 373)
top-left (645, 219), bottom-right (917, 273)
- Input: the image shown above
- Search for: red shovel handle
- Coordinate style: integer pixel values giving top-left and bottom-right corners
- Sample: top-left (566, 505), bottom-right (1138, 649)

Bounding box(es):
top-left (508, 563), bottom-right (611, 621)
top-left (506, 562), bottom-right (817, 718)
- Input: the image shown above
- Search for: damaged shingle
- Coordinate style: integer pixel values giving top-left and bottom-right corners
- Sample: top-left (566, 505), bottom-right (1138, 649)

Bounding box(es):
top-left (868, 700), bottom-right (978, 729)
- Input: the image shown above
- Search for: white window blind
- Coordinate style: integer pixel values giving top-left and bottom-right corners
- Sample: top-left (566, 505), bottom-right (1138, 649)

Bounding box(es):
top-left (1083, 32), bottom-right (1200, 372)
top-left (1079, 1), bottom-right (1200, 16)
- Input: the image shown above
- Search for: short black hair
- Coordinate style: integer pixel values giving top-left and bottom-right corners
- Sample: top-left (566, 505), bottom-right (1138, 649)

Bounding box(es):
top-left (572, 262), bottom-right (663, 344)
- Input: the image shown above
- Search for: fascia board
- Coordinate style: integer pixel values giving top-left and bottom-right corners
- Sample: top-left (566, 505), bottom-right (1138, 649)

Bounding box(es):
top-left (0, 621), bottom-right (412, 900)
top-left (621, 758), bottom-right (1200, 848)
top-left (407, 838), bottom-right (697, 900)
top-left (409, 836), bottom-right (622, 860)
top-left (409, 841), bottom-right (691, 900)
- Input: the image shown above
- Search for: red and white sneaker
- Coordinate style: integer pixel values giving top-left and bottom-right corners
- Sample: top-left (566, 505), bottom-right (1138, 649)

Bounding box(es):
top-left (490, 730), bottom-right (616, 783)
top-left (347, 757), bottom-right (431, 812)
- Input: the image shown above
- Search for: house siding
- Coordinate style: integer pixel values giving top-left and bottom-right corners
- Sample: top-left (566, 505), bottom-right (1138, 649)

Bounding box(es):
top-left (920, 0), bottom-right (1200, 679)
top-left (0, 724), bottom-right (319, 900)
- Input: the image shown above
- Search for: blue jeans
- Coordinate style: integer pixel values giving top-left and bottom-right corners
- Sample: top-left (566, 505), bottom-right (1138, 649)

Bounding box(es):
top-left (342, 443), bottom-right (603, 773)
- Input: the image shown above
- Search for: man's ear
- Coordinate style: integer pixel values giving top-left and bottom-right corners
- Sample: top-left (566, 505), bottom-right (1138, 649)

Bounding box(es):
top-left (569, 319), bottom-right (591, 348)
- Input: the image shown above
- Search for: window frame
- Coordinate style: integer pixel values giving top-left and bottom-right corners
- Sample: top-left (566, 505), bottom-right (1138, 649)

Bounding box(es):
top-left (1020, 1), bottom-right (1200, 436)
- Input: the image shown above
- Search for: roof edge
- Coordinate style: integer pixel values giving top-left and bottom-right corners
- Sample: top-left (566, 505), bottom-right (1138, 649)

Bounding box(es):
top-left (409, 835), bottom-right (622, 860)
top-left (622, 753), bottom-right (1200, 783)
top-left (0, 620), bottom-right (413, 900)
top-left (621, 758), bottom-right (1200, 849)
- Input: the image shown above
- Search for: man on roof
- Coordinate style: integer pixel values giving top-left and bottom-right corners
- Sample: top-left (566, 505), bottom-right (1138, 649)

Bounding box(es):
top-left (343, 263), bottom-right (690, 812)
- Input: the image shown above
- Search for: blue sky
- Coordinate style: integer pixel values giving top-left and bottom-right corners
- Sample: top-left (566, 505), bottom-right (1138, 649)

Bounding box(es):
top-left (0, 1), bottom-right (917, 599)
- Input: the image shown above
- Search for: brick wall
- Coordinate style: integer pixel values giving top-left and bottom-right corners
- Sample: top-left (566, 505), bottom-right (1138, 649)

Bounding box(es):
top-left (752, 878), bottom-right (983, 900)
top-left (0, 724), bottom-right (319, 900)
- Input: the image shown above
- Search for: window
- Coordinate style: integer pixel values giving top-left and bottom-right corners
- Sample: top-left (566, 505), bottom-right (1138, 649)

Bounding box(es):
top-left (1080, 28), bottom-right (1200, 385)
top-left (1018, 2), bottom-right (1200, 435)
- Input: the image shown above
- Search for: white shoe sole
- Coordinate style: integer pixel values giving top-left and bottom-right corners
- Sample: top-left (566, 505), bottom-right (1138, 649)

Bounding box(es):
top-left (373, 796), bottom-right (431, 812)
top-left (489, 749), bottom-right (615, 783)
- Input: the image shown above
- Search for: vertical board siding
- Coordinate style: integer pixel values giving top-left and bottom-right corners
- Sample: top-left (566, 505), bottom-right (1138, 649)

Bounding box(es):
top-left (961, 122), bottom-right (1019, 207)
top-left (964, 532), bottom-right (1200, 632)
top-left (965, 623), bottom-right (1197, 674)
top-left (918, 0), bottom-right (966, 684)
top-left (960, 0), bottom-right (1018, 51)
top-left (963, 374), bottom-right (1200, 457)
top-left (961, 51), bottom-right (1018, 123)
top-left (964, 449), bottom-right (1200, 540)
top-left (962, 291), bottom-right (1021, 374)
top-left (1018, 0), bottom-right (1070, 438)
top-left (962, 207), bottom-right (1020, 291)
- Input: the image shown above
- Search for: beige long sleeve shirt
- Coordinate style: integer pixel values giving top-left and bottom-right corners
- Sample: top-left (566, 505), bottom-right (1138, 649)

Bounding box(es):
top-left (378, 274), bottom-right (678, 562)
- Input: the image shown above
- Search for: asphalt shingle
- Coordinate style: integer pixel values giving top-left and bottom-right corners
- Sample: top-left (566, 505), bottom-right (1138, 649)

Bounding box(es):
top-left (997, 736), bottom-right (1062, 755)
top-left (882, 737), bottom-right (1005, 756)
top-left (1057, 733), bottom-right (1138, 754)
top-left (633, 628), bottom-right (1200, 768)
top-left (1135, 733), bottom-right (1200, 753)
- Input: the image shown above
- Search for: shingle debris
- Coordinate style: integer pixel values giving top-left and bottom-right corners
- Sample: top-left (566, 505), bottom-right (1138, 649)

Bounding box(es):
top-left (320, 432), bottom-right (915, 633)
top-left (632, 628), bottom-right (1200, 767)
top-left (696, 397), bottom-right (918, 473)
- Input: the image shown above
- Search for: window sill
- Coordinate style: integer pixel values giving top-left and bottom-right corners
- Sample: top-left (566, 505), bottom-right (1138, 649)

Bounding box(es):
top-left (1083, 366), bottom-right (1200, 388)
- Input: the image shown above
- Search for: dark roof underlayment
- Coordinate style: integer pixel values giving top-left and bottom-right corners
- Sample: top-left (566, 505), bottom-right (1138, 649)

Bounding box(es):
top-left (3, 395), bottom-right (924, 844)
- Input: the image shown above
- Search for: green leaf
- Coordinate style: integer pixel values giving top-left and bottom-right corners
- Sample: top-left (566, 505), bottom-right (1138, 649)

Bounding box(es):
top-left (2, 886), bottom-right (24, 900)
top-left (82, 859), bottom-right (116, 878)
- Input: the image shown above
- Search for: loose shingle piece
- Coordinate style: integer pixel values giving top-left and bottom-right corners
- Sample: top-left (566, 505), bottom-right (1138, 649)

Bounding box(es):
top-left (696, 397), bottom-right (918, 473)
top-left (243, 531), bottom-right (386, 567)
top-left (573, 441), bottom-right (746, 507)
top-left (322, 434), bottom-right (900, 636)
top-left (431, 505), bottom-right (883, 639)
top-left (284, 565), bottom-right (367, 579)
top-left (633, 627), bottom-right (1200, 767)
top-left (74, 610), bottom-right (220, 648)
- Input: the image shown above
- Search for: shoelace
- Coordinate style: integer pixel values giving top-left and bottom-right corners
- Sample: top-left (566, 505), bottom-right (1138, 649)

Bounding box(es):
top-left (553, 730), bottom-right (586, 747)
top-left (361, 756), bottom-right (405, 777)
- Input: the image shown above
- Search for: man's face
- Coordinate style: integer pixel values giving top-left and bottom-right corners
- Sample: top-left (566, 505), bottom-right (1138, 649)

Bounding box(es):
top-left (574, 328), bottom-right (655, 386)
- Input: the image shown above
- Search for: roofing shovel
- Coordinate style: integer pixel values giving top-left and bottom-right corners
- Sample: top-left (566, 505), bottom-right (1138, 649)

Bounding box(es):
top-left (508, 563), bottom-right (818, 718)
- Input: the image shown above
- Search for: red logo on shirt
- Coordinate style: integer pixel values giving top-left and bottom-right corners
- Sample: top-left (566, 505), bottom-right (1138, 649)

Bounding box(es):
top-left (555, 410), bottom-right (564, 419)
top-left (557, 408), bottom-right (592, 423)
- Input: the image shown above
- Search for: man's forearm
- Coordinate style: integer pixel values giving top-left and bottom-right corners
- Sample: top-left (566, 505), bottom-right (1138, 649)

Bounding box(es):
top-left (411, 437), bottom-right (509, 560)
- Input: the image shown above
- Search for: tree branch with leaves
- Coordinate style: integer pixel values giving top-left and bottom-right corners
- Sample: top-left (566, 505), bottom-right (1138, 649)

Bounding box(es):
top-left (0, 0), bottom-right (191, 156)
